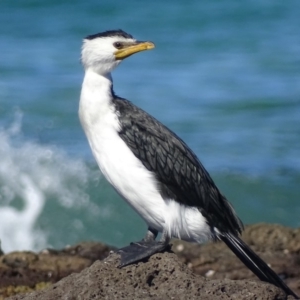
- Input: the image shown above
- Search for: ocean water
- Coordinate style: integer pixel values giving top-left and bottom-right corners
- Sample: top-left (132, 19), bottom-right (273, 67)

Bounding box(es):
top-left (0, 0), bottom-right (299, 253)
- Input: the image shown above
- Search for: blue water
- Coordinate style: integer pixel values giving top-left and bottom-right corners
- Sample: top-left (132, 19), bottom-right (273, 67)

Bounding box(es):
top-left (0, 0), bottom-right (299, 253)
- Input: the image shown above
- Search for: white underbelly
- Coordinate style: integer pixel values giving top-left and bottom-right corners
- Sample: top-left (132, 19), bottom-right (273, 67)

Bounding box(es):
top-left (86, 128), bottom-right (210, 243)
top-left (88, 126), bottom-right (163, 228)
top-left (79, 103), bottom-right (210, 243)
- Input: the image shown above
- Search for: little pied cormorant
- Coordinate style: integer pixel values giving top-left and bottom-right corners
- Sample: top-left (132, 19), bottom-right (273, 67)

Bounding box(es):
top-left (79, 29), bottom-right (297, 298)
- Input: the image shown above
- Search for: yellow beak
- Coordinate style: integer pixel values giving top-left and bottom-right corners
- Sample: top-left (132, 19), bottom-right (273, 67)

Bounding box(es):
top-left (114, 41), bottom-right (155, 60)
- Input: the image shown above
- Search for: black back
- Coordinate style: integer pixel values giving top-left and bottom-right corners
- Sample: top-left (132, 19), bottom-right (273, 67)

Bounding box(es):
top-left (113, 96), bottom-right (243, 237)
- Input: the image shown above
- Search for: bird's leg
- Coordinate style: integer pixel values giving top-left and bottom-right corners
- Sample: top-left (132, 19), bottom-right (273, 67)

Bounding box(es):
top-left (118, 228), bottom-right (170, 268)
top-left (141, 227), bottom-right (158, 243)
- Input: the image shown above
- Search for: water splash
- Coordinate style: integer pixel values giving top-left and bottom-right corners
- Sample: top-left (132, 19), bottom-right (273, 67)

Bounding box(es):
top-left (0, 110), bottom-right (100, 252)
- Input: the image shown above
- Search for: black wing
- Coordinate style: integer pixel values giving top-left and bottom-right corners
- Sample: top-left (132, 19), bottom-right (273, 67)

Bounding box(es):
top-left (113, 97), bottom-right (243, 236)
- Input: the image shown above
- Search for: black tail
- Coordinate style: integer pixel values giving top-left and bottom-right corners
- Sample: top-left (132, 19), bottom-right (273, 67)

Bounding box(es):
top-left (220, 232), bottom-right (298, 298)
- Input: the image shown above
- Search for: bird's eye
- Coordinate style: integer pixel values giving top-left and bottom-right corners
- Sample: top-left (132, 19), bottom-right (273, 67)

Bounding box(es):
top-left (114, 42), bottom-right (122, 49)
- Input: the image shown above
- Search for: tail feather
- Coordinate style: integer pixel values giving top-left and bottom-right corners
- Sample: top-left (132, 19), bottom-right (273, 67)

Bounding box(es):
top-left (220, 233), bottom-right (298, 298)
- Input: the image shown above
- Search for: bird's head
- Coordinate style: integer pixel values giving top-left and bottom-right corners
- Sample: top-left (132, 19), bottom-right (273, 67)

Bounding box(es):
top-left (81, 29), bottom-right (155, 75)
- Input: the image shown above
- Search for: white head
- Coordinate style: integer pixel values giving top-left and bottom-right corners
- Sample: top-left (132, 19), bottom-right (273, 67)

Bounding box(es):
top-left (81, 30), bottom-right (155, 75)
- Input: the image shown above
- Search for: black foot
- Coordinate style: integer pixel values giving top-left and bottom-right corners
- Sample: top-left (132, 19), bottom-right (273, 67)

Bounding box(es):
top-left (117, 240), bottom-right (169, 268)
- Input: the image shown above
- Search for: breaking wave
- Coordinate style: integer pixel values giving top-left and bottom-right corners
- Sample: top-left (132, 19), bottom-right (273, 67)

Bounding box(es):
top-left (0, 110), bottom-right (101, 253)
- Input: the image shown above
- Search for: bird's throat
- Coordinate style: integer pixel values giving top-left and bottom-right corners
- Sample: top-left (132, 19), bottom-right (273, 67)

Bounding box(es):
top-left (79, 70), bottom-right (115, 133)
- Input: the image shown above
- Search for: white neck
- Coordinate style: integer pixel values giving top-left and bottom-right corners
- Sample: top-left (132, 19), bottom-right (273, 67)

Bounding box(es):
top-left (79, 69), bottom-right (114, 130)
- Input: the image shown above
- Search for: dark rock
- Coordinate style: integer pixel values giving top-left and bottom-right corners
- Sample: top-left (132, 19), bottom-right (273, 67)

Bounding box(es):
top-left (0, 224), bottom-right (299, 299)
top-left (172, 223), bottom-right (300, 294)
top-left (0, 242), bottom-right (113, 298)
top-left (8, 252), bottom-right (287, 300)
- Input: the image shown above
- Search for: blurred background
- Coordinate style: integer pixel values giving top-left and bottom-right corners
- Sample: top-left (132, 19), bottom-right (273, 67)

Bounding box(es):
top-left (0, 0), bottom-right (299, 253)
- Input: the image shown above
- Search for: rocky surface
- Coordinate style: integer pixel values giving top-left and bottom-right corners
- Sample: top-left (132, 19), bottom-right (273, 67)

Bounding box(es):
top-left (0, 242), bottom-right (113, 299)
top-left (0, 223), bottom-right (299, 299)
top-left (172, 223), bottom-right (300, 293)
top-left (8, 252), bottom-right (290, 300)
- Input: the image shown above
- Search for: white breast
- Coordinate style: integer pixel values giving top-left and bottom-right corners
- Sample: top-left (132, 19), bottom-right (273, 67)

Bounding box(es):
top-left (79, 70), bottom-right (211, 244)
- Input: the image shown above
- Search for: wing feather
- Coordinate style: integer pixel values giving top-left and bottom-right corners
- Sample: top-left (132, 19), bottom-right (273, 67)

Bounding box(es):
top-left (113, 97), bottom-right (243, 235)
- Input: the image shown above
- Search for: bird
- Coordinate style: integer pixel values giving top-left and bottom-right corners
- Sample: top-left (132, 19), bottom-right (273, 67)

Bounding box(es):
top-left (78, 29), bottom-right (298, 298)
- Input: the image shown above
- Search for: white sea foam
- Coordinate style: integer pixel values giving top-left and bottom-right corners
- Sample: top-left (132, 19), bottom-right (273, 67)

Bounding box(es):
top-left (0, 110), bottom-right (100, 253)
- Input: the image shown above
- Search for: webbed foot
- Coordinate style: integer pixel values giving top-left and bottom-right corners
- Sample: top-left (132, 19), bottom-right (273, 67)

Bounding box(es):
top-left (118, 240), bottom-right (170, 267)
